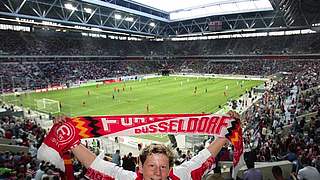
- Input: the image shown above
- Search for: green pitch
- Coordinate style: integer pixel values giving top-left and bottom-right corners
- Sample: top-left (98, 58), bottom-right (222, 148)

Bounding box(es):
top-left (4, 76), bottom-right (263, 116)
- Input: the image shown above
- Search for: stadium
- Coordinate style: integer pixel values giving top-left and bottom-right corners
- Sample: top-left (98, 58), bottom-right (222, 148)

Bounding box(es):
top-left (0, 0), bottom-right (319, 179)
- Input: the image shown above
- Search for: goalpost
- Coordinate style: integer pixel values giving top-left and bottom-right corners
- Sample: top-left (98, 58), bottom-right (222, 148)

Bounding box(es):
top-left (35, 98), bottom-right (60, 114)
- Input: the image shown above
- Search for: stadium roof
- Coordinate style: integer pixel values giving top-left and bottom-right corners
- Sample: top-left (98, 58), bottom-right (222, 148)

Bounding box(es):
top-left (0, 0), bottom-right (319, 37)
top-left (131, 0), bottom-right (274, 21)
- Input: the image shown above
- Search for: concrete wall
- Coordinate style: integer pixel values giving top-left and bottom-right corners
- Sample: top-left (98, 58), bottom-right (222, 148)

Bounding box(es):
top-left (0, 144), bottom-right (29, 154)
top-left (219, 161), bottom-right (292, 180)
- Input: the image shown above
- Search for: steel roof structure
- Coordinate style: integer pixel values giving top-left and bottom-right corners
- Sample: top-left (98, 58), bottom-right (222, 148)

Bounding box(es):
top-left (0, 0), bottom-right (319, 37)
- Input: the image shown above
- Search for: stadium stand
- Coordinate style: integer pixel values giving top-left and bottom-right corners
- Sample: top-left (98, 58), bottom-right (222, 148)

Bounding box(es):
top-left (1, 56), bottom-right (319, 179)
top-left (1, 30), bottom-right (320, 56)
top-left (1, 58), bottom-right (320, 91)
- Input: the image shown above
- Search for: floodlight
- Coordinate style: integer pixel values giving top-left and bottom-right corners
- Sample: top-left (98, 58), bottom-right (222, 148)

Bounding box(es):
top-left (115, 14), bottom-right (122, 20)
top-left (84, 8), bottom-right (92, 14)
top-left (125, 17), bottom-right (134, 22)
top-left (64, 3), bottom-right (77, 11)
top-left (149, 22), bottom-right (155, 27)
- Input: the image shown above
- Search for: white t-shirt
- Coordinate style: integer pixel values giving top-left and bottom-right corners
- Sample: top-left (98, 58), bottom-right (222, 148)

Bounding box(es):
top-left (86, 148), bottom-right (215, 180)
top-left (297, 166), bottom-right (320, 180)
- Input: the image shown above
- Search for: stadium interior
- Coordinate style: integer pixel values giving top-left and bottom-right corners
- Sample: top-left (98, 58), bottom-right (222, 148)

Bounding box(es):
top-left (0, 0), bottom-right (320, 179)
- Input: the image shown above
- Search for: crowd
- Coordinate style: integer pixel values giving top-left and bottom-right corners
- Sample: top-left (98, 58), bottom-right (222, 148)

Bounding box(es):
top-left (0, 29), bottom-right (320, 179)
top-left (0, 59), bottom-right (320, 179)
top-left (218, 60), bottom-right (320, 179)
top-left (1, 60), bottom-right (320, 92)
top-left (204, 60), bottom-right (307, 76)
top-left (0, 30), bottom-right (320, 56)
top-left (0, 114), bottom-right (66, 179)
top-left (0, 61), bottom-right (162, 91)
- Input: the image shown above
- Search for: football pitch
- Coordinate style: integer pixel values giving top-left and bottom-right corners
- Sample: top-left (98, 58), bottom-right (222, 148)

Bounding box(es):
top-left (4, 76), bottom-right (263, 116)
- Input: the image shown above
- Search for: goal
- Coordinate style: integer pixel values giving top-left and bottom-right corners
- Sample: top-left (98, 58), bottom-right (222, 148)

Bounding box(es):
top-left (35, 98), bottom-right (60, 114)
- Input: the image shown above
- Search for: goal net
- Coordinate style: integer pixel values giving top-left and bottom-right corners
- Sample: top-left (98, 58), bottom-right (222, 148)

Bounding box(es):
top-left (35, 98), bottom-right (60, 114)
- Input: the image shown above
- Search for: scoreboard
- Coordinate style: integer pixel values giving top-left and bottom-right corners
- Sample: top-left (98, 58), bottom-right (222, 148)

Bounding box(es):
top-left (208, 21), bottom-right (223, 31)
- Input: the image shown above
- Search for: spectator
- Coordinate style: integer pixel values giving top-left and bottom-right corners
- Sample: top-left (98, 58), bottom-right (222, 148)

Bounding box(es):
top-left (272, 166), bottom-right (285, 180)
top-left (297, 156), bottom-right (320, 180)
top-left (112, 149), bottom-right (121, 166)
top-left (243, 151), bottom-right (263, 180)
top-left (34, 162), bottom-right (46, 180)
top-left (122, 152), bottom-right (136, 172)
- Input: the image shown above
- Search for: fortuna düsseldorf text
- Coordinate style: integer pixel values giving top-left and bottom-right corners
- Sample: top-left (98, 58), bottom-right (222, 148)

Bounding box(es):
top-left (134, 117), bottom-right (229, 135)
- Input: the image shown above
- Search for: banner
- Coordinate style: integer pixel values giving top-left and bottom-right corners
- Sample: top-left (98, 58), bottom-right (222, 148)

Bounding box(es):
top-left (35, 85), bottom-right (66, 93)
top-left (103, 79), bottom-right (121, 84)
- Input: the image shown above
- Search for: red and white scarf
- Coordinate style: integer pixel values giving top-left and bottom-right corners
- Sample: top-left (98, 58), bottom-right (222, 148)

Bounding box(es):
top-left (40, 113), bottom-right (244, 179)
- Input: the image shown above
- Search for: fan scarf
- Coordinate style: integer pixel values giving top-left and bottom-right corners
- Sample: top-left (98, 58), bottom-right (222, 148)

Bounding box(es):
top-left (39, 113), bottom-right (244, 179)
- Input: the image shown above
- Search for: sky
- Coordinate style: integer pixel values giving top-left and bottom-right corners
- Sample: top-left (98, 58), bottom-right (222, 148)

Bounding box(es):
top-left (132, 0), bottom-right (273, 13)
